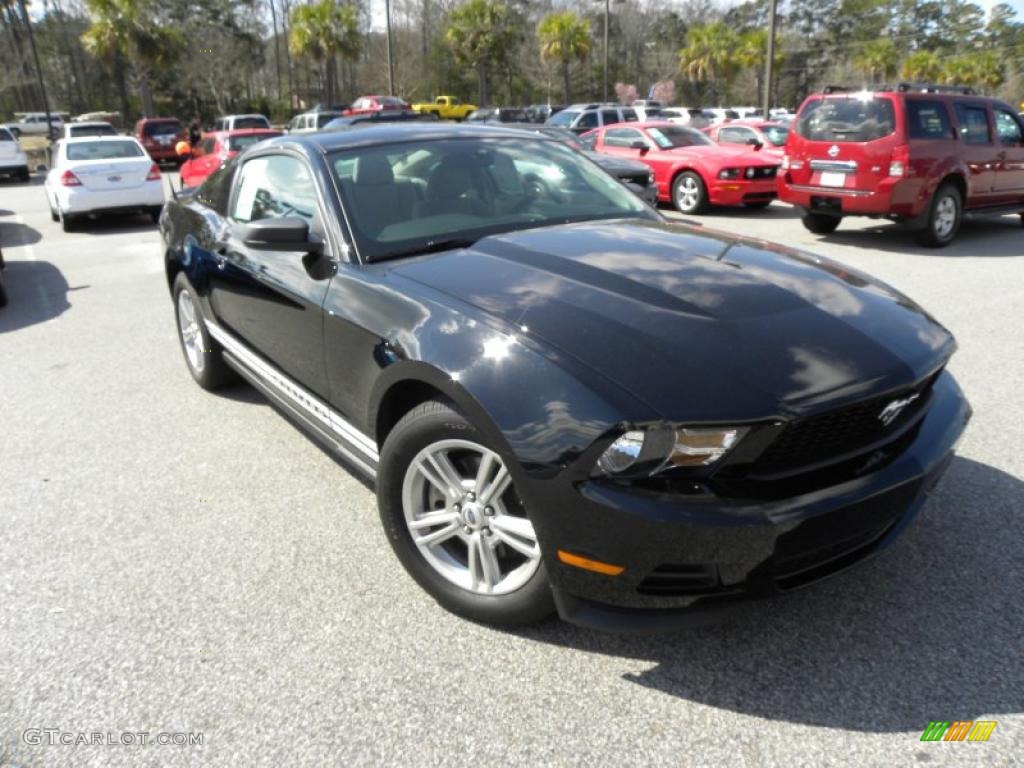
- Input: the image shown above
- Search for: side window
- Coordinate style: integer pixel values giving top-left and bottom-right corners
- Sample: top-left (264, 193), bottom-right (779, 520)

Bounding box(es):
top-left (719, 126), bottom-right (756, 144)
top-left (621, 109), bottom-right (638, 122)
top-left (196, 159), bottom-right (238, 214)
top-left (576, 112), bottom-right (599, 129)
top-left (906, 100), bottom-right (954, 140)
top-left (603, 127), bottom-right (645, 147)
top-left (600, 109), bottom-right (620, 126)
top-left (231, 154), bottom-right (317, 224)
top-left (994, 108), bottom-right (1024, 147)
top-left (954, 103), bottom-right (992, 145)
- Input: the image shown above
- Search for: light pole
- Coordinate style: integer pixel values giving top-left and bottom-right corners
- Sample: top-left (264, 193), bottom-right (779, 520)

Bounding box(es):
top-left (602, 0), bottom-right (610, 102)
top-left (762, 0), bottom-right (778, 117)
top-left (385, 0), bottom-right (395, 95)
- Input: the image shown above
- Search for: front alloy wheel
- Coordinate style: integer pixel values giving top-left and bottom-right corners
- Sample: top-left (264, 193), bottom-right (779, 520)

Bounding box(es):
top-left (672, 171), bottom-right (708, 214)
top-left (378, 400), bottom-right (553, 626)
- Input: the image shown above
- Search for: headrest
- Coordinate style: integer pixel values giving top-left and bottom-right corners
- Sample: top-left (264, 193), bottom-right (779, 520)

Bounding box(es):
top-left (354, 154), bottom-right (394, 185)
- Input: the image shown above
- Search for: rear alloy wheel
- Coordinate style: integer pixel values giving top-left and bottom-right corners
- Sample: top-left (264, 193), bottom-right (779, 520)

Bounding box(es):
top-left (915, 183), bottom-right (962, 247)
top-left (378, 400), bottom-right (553, 626)
top-left (801, 210), bottom-right (842, 234)
top-left (672, 171), bottom-right (709, 214)
top-left (173, 273), bottom-right (235, 390)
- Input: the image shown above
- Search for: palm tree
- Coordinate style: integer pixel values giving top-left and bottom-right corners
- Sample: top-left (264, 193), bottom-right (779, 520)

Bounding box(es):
top-left (445, 0), bottom-right (519, 107)
top-left (81, 0), bottom-right (179, 117)
top-left (289, 0), bottom-right (361, 107)
top-left (853, 39), bottom-right (898, 84)
top-left (900, 50), bottom-right (942, 83)
top-left (678, 22), bottom-right (740, 103)
top-left (537, 11), bottom-right (591, 105)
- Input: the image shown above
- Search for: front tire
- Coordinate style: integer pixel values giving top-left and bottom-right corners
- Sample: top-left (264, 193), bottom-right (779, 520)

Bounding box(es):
top-left (377, 400), bottom-right (554, 627)
top-left (172, 273), bottom-right (235, 390)
top-left (672, 171), bottom-right (709, 214)
top-left (801, 210), bottom-right (841, 234)
top-left (915, 183), bottom-right (962, 247)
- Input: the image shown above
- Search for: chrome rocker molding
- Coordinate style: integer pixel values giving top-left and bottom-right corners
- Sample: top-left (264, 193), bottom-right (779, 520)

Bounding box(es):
top-left (205, 319), bottom-right (380, 478)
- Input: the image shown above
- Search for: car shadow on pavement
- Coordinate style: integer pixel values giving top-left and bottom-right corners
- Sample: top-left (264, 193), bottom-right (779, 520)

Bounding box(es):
top-left (0, 260), bottom-right (73, 332)
top-left (74, 215), bottom-right (158, 235)
top-left (818, 216), bottom-right (1023, 258)
top-left (0, 220), bottom-right (42, 246)
top-left (519, 455), bottom-right (1023, 734)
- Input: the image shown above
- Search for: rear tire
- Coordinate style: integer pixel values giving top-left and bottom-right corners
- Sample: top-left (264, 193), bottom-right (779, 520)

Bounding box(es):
top-left (914, 183), bottom-right (962, 248)
top-left (172, 272), bottom-right (235, 391)
top-left (377, 399), bottom-right (554, 627)
top-left (801, 210), bottom-right (842, 234)
top-left (60, 212), bottom-right (77, 232)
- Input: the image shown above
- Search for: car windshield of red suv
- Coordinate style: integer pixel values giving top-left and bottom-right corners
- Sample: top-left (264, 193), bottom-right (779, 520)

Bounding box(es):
top-left (645, 125), bottom-right (714, 148)
top-left (143, 121), bottom-right (182, 137)
top-left (796, 96), bottom-right (895, 142)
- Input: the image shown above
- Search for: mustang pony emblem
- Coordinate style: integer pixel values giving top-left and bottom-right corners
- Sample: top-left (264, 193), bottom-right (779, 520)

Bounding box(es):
top-left (878, 393), bottom-right (920, 426)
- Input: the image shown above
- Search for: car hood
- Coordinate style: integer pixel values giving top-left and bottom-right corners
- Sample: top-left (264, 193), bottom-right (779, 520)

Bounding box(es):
top-left (670, 144), bottom-right (778, 167)
top-left (587, 152), bottom-right (650, 176)
top-left (392, 219), bottom-right (954, 421)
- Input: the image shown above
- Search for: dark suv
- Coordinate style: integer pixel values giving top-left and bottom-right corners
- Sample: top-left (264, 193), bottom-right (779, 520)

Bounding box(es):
top-left (778, 83), bottom-right (1024, 246)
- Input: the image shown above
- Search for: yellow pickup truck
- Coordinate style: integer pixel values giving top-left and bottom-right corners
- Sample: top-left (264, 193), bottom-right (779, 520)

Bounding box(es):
top-left (410, 96), bottom-right (477, 121)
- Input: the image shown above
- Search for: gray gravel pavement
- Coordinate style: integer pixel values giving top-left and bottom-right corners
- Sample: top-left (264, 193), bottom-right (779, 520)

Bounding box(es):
top-left (1, 172), bottom-right (1021, 767)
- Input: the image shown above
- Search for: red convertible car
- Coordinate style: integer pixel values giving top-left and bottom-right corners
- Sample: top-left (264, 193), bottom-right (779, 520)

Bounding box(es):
top-left (583, 121), bottom-right (780, 213)
top-left (179, 129), bottom-right (282, 188)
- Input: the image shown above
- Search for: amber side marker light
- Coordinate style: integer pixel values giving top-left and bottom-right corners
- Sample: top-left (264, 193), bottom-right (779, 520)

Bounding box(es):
top-left (557, 550), bottom-right (625, 576)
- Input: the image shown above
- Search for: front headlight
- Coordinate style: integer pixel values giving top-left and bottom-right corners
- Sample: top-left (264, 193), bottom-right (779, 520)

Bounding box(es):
top-left (718, 168), bottom-right (741, 180)
top-left (596, 426), bottom-right (749, 477)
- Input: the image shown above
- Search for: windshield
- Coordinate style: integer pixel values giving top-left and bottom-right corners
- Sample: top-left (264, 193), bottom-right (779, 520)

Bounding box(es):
top-left (0, 128), bottom-right (13, 141)
top-left (796, 96), bottom-right (896, 142)
top-left (142, 120), bottom-right (181, 137)
top-left (547, 110), bottom-right (579, 126)
top-left (644, 125), bottom-right (713, 148)
top-left (762, 125), bottom-right (789, 146)
top-left (330, 137), bottom-right (656, 262)
top-left (70, 124), bottom-right (117, 137)
top-left (227, 132), bottom-right (281, 152)
top-left (379, 97), bottom-right (407, 107)
top-left (232, 116), bottom-right (270, 129)
top-left (66, 140), bottom-right (144, 160)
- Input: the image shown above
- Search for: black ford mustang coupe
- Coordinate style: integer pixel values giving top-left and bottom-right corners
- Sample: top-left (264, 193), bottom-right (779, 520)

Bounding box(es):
top-left (160, 124), bottom-right (970, 631)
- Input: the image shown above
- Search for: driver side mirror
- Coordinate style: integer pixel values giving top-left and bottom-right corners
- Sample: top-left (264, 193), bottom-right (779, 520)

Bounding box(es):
top-left (746, 137), bottom-right (764, 150)
top-left (630, 140), bottom-right (649, 154)
top-left (232, 217), bottom-right (323, 255)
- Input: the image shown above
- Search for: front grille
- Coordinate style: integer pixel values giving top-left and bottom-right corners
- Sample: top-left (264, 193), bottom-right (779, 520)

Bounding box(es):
top-left (773, 479), bottom-right (921, 589)
top-left (750, 371), bottom-right (940, 478)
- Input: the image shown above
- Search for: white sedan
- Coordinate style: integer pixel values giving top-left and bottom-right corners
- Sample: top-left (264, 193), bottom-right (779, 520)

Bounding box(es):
top-left (45, 136), bottom-right (165, 231)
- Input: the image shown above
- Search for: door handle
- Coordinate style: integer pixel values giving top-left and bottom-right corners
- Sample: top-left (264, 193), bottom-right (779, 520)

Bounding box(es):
top-left (212, 242), bottom-right (228, 268)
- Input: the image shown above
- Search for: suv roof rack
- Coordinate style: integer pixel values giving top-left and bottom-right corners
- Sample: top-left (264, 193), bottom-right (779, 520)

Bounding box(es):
top-left (822, 83), bottom-right (976, 96)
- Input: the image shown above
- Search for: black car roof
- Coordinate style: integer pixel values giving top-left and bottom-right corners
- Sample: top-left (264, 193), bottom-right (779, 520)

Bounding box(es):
top-left (265, 123), bottom-right (559, 153)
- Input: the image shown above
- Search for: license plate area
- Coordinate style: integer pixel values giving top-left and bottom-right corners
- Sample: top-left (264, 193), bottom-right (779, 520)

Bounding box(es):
top-left (819, 171), bottom-right (847, 188)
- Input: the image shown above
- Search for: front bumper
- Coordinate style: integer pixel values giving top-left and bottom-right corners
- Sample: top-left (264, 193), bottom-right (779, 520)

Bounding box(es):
top-left (530, 370), bottom-right (970, 632)
top-left (707, 177), bottom-right (777, 206)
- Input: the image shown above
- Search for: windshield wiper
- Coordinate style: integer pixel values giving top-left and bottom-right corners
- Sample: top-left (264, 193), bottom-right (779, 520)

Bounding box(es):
top-left (376, 236), bottom-right (479, 261)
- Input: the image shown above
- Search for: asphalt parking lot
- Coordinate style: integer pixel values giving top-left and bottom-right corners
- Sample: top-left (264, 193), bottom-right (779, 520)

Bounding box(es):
top-left (1, 172), bottom-right (1022, 767)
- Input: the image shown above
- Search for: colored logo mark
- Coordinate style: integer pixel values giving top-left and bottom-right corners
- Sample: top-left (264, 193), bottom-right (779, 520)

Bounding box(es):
top-left (920, 720), bottom-right (997, 742)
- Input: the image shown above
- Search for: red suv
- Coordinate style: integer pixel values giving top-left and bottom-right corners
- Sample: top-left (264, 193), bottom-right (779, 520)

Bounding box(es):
top-left (135, 117), bottom-right (187, 164)
top-left (778, 84), bottom-right (1024, 246)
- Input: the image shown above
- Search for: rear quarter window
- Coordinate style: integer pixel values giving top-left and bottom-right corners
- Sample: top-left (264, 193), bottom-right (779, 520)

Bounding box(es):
top-left (954, 103), bottom-right (992, 145)
top-left (796, 96), bottom-right (896, 142)
top-left (906, 100), bottom-right (954, 140)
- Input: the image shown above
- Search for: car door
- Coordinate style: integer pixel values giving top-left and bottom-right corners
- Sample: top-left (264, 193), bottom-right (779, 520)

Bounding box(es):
top-left (211, 151), bottom-right (334, 396)
top-left (992, 106), bottom-right (1024, 201)
top-left (600, 126), bottom-right (650, 160)
top-left (953, 101), bottom-right (999, 207)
